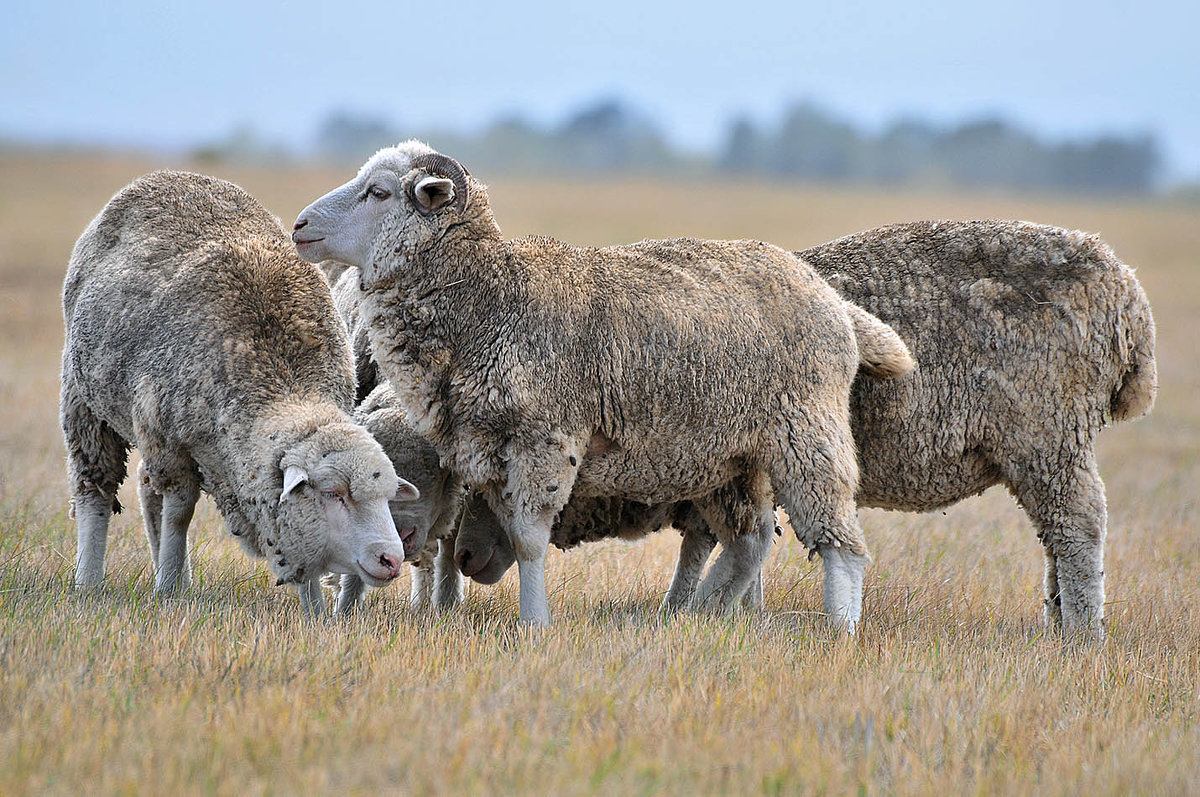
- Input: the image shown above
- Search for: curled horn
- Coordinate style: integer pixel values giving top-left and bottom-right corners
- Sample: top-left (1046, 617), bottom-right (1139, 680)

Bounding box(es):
top-left (409, 153), bottom-right (470, 214)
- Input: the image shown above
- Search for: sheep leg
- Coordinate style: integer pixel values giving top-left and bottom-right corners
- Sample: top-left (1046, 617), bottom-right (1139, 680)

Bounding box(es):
top-left (73, 492), bottom-right (115, 589)
top-left (1042, 551), bottom-right (1062, 628)
top-left (818, 544), bottom-right (866, 634)
top-left (62, 390), bottom-right (129, 589)
top-left (498, 504), bottom-right (554, 627)
top-left (772, 415), bottom-right (866, 634)
top-left (432, 535), bottom-right (465, 610)
top-left (662, 525), bottom-right (717, 612)
top-left (690, 506), bottom-right (775, 612)
top-left (409, 545), bottom-right (436, 611)
top-left (743, 569), bottom-right (764, 610)
top-left (336, 574), bottom-right (367, 616)
top-left (155, 480), bottom-right (198, 595)
top-left (1009, 454), bottom-right (1107, 638)
top-left (136, 461), bottom-right (163, 569)
top-left (296, 576), bottom-right (326, 618)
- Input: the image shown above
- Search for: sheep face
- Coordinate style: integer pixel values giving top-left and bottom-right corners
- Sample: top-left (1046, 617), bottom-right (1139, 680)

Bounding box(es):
top-left (356, 399), bottom-right (456, 563)
top-left (453, 493), bottom-right (516, 585)
top-left (274, 423), bottom-right (416, 588)
top-left (292, 140), bottom-right (467, 288)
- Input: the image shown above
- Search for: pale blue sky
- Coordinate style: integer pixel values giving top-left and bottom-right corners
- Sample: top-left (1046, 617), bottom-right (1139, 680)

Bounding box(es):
top-left (3, 0), bottom-right (1198, 180)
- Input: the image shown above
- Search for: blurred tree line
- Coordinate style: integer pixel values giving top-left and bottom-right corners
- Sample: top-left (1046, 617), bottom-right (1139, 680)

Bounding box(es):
top-left (217, 97), bottom-right (1163, 194)
top-left (720, 102), bottom-right (1160, 192)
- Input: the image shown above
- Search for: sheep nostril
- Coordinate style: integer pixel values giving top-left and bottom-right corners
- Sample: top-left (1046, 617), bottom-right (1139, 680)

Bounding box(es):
top-left (293, 218), bottom-right (308, 231)
top-left (455, 549), bottom-right (470, 571)
top-left (378, 553), bottom-right (399, 575)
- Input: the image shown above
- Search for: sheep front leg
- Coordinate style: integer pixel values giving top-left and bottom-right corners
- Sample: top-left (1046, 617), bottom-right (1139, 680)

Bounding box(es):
top-left (409, 545), bottom-right (436, 611)
top-left (155, 481), bottom-right (199, 595)
top-left (336, 574), bottom-right (367, 616)
top-left (297, 576), bottom-right (326, 618)
top-left (503, 508), bottom-right (554, 627)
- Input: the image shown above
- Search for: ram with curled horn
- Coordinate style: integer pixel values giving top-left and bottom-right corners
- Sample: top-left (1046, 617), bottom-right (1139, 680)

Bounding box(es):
top-left (408, 153), bottom-right (470, 216)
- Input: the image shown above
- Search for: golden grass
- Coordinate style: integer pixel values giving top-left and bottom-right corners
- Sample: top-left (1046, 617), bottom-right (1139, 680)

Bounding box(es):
top-left (1, 152), bottom-right (1197, 794)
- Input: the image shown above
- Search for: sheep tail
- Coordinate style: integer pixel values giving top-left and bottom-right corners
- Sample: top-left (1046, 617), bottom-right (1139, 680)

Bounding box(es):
top-left (844, 300), bottom-right (915, 379)
top-left (1110, 270), bottom-right (1157, 423)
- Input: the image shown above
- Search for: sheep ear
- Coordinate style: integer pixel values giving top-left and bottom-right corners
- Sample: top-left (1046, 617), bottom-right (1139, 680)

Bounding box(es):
top-left (394, 477), bottom-right (421, 503)
top-left (411, 176), bottom-right (456, 215)
top-left (280, 465), bottom-right (309, 503)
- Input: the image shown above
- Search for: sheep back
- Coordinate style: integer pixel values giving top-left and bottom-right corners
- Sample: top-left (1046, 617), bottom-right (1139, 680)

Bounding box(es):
top-left (799, 219), bottom-right (1157, 512)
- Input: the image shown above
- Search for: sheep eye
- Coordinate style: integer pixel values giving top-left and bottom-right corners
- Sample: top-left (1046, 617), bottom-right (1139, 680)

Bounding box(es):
top-left (322, 490), bottom-right (347, 505)
top-left (367, 185), bottom-right (391, 201)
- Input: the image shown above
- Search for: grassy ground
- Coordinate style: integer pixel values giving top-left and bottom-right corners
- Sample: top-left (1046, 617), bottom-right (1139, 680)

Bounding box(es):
top-left (1, 152), bottom-right (1197, 794)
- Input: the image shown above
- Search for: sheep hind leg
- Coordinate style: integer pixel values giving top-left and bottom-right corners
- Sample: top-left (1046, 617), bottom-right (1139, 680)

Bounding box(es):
top-left (1042, 551), bottom-right (1062, 628)
top-left (690, 503), bottom-right (775, 613)
top-left (62, 391), bottom-right (130, 590)
top-left (1009, 455), bottom-right (1107, 639)
top-left (662, 519), bottom-right (717, 613)
top-left (771, 419), bottom-right (867, 634)
top-left (136, 462), bottom-right (163, 570)
top-left (155, 479), bottom-right (198, 596)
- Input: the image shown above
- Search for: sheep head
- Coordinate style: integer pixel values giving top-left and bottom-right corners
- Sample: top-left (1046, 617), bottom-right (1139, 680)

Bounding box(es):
top-left (354, 383), bottom-right (458, 564)
top-left (272, 420), bottom-right (419, 588)
top-left (292, 140), bottom-right (472, 289)
top-left (453, 492), bottom-right (516, 585)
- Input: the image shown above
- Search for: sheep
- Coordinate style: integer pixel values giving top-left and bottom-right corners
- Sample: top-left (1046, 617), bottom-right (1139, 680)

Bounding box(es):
top-left (798, 220), bottom-right (1156, 636)
top-left (291, 141), bottom-right (914, 628)
top-left (335, 379), bottom-right (466, 615)
top-left (443, 220), bottom-right (1157, 639)
top-left (60, 169), bottom-right (420, 615)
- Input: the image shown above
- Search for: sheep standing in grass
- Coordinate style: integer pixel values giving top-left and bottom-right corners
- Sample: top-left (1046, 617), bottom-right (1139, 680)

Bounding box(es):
top-left (800, 220), bottom-right (1155, 636)
top-left (61, 170), bottom-right (417, 614)
top-left (451, 220), bottom-right (1156, 638)
top-left (292, 141), bottom-right (913, 628)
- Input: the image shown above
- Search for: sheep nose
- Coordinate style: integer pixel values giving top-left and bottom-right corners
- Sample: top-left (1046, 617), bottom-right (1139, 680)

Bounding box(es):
top-left (377, 552), bottom-right (402, 578)
top-left (293, 218), bottom-right (308, 231)
top-left (455, 548), bottom-right (471, 573)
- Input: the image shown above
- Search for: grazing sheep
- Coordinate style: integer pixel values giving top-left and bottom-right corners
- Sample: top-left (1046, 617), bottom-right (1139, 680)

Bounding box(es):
top-left (335, 379), bottom-right (465, 615)
top-left (61, 169), bottom-right (418, 615)
top-left (450, 220), bottom-right (1157, 638)
top-left (292, 141), bottom-right (913, 628)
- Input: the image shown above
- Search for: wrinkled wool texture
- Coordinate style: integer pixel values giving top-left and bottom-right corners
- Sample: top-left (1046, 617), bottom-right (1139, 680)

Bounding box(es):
top-left (798, 219), bottom-right (1156, 514)
top-left (359, 177), bottom-right (868, 554)
top-left (60, 170), bottom-right (391, 583)
top-left (338, 267), bottom-right (693, 559)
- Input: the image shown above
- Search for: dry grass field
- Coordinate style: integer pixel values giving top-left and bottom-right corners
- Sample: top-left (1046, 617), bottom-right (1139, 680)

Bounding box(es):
top-left (1, 151), bottom-right (1197, 794)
